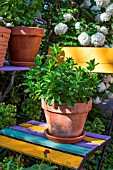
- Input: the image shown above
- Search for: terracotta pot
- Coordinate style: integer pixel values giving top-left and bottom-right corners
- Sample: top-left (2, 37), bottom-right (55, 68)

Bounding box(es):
top-left (0, 26), bottom-right (11, 67)
top-left (8, 26), bottom-right (44, 66)
top-left (60, 47), bottom-right (113, 73)
top-left (42, 99), bottom-right (92, 143)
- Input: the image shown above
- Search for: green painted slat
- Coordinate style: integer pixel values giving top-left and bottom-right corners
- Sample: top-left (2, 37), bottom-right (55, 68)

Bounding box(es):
top-left (0, 128), bottom-right (91, 156)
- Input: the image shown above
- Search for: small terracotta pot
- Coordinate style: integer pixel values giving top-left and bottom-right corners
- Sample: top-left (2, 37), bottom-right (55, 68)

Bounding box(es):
top-left (0, 26), bottom-right (11, 67)
top-left (42, 99), bottom-right (92, 142)
top-left (8, 26), bottom-right (44, 66)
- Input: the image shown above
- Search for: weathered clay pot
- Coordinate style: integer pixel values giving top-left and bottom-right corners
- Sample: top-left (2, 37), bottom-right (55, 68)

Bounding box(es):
top-left (60, 47), bottom-right (113, 73)
top-left (0, 26), bottom-right (11, 67)
top-left (8, 26), bottom-right (44, 66)
top-left (42, 99), bottom-right (92, 143)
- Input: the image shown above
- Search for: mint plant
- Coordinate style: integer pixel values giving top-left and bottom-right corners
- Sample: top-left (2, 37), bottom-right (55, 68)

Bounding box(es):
top-left (24, 44), bottom-right (100, 108)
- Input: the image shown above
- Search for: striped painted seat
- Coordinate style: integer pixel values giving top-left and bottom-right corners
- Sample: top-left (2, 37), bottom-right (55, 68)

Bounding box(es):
top-left (0, 120), bottom-right (111, 170)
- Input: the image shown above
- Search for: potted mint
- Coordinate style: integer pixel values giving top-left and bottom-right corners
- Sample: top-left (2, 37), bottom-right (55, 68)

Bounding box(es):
top-left (0, 0), bottom-right (44, 66)
top-left (24, 44), bottom-right (100, 144)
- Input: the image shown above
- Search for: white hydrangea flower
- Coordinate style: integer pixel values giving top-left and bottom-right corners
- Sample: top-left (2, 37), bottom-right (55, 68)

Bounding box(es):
top-left (85, 0), bottom-right (92, 7)
top-left (100, 26), bottom-right (108, 35)
top-left (100, 12), bottom-right (111, 22)
top-left (95, 0), bottom-right (110, 8)
top-left (91, 5), bottom-right (101, 11)
top-left (108, 92), bottom-right (113, 99)
top-left (75, 22), bottom-right (82, 30)
top-left (103, 45), bottom-right (110, 48)
top-left (93, 96), bottom-right (101, 104)
top-left (54, 23), bottom-right (68, 35)
top-left (95, 14), bottom-right (101, 21)
top-left (95, 25), bottom-right (101, 31)
top-left (78, 32), bottom-right (90, 46)
top-left (110, 44), bottom-right (113, 48)
top-left (6, 23), bottom-right (12, 27)
top-left (80, 0), bottom-right (91, 8)
top-left (91, 32), bottom-right (106, 47)
top-left (63, 13), bottom-right (73, 22)
top-left (0, 17), bottom-right (3, 20)
top-left (106, 4), bottom-right (113, 15)
top-left (95, 25), bottom-right (108, 35)
top-left (106, 75), bottom-right (112, 83)
top-left (97, 82), bottom-right (106, 92)
top-left (110, 77), bottom-right (113, 83)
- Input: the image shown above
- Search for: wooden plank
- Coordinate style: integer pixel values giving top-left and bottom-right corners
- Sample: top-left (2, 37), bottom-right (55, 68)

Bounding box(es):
top-left (27, 121), bottom-right (110, 140)
top-left (86, 132), bottom-right (111, 140)
top-left (0, 135), bottom-right (83, 169)
top-left (0, 128), bottom-right (91, 156)
top-left (10, 125), bottom-right (45, 138)
top-left (19, 123), bottom-right (46, 132)
top-left (27, 120), bottom-right (47, 127)
top-left (10, 125), bottom-right (98, 149)
top-left (84, 136), bottom-right (105, 145)
top-left (18, 123), bottom-right (106, 145)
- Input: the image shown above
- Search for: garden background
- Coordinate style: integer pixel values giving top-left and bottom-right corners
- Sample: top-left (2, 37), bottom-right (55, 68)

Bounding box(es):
top-left (0, 0), bottom-right (113, 169)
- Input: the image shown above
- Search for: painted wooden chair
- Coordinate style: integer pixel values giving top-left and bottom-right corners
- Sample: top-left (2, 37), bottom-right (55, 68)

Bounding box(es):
top-left (0, 52), bottom-right (113, 170)
top-left (0, 120), bottom-right (111, 170)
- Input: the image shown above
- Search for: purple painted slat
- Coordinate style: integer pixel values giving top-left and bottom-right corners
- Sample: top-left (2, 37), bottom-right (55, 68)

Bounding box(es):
top-left (86, 132), bottom-right (110, 140)
top-left (76, 141), bottom-right (98, 149)
top-left (10, 125), bottom-right (98, 149)
top-left (10, 125), bottom-right (45, 138)
top-left (27, 120), bottom-right (47, 128)
top-left (0, 66), bottom-right (29, 71)
top-left (27, 120), bottom-right (111, 140)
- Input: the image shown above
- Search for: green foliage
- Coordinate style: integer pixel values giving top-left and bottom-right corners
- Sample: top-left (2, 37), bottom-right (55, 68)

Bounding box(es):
top-left (0, 0), bottom-right (44, 26)
top-left (0, 102), bottom-right (17, 129)
top-left (24, 44), bottom-right (100, 107)
top-left (0, 71), bottom-right (42, 124)
top-left (85, 117), bottom-right (105, 134)
top-left (20, 97), bottom-right (41, 122)
top-left (0, 152), bottom-right (58, 170)
top-left (23, 164), bottom-right (57, 170)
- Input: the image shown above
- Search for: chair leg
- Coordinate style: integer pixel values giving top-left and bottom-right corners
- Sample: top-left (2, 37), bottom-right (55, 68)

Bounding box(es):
top-left (108, 111), bottom-right (113, 136)
top-left (97, 145), bottom-right (107, 170)
top-left (80, 168), bottom-right (84, 170)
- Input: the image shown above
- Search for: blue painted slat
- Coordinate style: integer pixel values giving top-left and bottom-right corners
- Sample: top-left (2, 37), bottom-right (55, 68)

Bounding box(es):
top-left (0, 128), bottom-right (91, 156)
top-left (10, 125), bottom-right (98, 149)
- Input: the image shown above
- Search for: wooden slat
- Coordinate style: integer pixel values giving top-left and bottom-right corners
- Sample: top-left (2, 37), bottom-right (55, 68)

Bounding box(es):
top-left (84, 136), bottom-right (105, 145)
top-left (19, 123), bottom-right (46, 132)
top-left (18, 123), bottom-right (106, 145)
top-left (27, 120), bottom-right (47, 127)
top-left (0, 128), bottom-right (91, 156)
top-left (27, 121), bottom-right (110, 140)
top-left (0, 135), bottom-right (83, 169)
top-left (86, 132), bottom-right (111, 140)
top-left (10, 125), bottom-right (45, 138)
top-left (10, 125), bottom-right (99, 149)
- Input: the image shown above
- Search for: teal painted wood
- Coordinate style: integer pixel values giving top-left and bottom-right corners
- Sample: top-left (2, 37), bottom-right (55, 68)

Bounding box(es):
top-left (0, 128), bottom-right (91, 156)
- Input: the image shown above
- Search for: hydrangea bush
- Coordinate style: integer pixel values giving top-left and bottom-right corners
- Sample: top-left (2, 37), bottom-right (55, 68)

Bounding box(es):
top-left (54, 0), bottom-right (113, 47)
